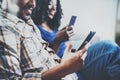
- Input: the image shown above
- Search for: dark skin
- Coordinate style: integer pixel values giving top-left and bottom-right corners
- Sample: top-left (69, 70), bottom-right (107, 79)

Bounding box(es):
top-left (31, 0), bottom-right (74, 55)
top-left (42, 44), bottom-right (86, 80)
top-left (1, 0), bottom-right (87, 79)
top-left (51, 26), bottom-right (73, 54)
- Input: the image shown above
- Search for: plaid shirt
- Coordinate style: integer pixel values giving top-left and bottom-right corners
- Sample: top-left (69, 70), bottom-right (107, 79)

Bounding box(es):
top-left (0, 8), bottom-right (78, 80)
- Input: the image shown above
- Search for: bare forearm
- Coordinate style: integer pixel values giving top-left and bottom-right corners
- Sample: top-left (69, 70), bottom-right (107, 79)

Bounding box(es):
top-left (41, 63), bottom-right (67, 80)
top-left (41, 55), bottom-right (83, 80)
top-left (50, 38), bottom-right (61, 54)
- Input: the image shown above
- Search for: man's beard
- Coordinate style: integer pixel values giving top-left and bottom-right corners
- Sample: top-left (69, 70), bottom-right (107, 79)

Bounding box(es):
top-left (18, 12), bottom-right (31, 23)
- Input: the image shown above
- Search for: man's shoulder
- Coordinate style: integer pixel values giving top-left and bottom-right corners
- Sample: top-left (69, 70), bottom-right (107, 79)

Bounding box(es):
top-left (0, 18), bottom-right (22, 36)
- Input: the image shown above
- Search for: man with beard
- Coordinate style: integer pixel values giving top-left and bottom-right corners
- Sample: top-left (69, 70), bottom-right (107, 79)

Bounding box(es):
top-left (0, 0), bottom-right (86, 79)
top-left (0, 0), bottom-right (120, 80)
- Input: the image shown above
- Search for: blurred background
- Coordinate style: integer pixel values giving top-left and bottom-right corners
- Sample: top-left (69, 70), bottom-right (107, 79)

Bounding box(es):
top-left (60, 0), bottom-right (120, 46)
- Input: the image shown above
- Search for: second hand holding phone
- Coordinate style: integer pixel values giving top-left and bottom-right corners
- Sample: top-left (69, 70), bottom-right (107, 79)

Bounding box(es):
top-left (77, 31), bottom-right (96, 50)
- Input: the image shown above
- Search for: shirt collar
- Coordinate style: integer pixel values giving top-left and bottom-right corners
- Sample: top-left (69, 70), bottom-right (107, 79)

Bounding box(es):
top-left (0, 8), bottom-right (24, 24)
top-left (0, 8), bottom-right (35, 25)
top-left (0, 8), bottom-right (37, 33)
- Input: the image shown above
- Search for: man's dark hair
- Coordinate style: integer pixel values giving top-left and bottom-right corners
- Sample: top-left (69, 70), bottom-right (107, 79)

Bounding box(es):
top-left (31, 0), bottom-right (63, 30)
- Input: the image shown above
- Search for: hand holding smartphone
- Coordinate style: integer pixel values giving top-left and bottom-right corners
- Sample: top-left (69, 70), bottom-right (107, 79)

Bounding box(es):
top-left (77, 31), bottom-right (96, 50)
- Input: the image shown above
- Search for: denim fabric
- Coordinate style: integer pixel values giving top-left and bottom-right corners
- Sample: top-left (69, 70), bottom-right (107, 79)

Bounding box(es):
top-left (76, 71), bottom-right (84, 80)
top-left (80, 40), bottom-right (120, 80)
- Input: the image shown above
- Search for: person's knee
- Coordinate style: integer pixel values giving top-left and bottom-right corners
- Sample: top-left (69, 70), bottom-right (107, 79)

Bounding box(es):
top-left (86, 40), bottom-right (120, 63)
top-left (88, 40), bottom-right (119, 53)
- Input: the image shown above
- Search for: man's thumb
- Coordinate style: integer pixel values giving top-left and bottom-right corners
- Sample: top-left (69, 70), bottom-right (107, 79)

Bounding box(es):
top-left (64, 43), bottom-right (73, 54)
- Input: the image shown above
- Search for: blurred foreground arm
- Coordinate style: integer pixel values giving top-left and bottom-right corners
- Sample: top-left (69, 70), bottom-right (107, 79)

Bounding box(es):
top-left (42, 44), bottom-right (87, 80)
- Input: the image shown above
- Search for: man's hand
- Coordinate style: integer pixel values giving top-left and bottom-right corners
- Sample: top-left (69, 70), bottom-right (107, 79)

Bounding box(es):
top-left (61, 43), bottom-right (87, 71)
top-left (42, 43), bottom-right (87, 80)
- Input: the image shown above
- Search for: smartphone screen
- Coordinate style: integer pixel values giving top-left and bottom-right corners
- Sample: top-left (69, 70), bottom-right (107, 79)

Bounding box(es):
top-left (77, 31), bottom-right (96, 50)
top-left (68, 16), bottom-right (77, 26)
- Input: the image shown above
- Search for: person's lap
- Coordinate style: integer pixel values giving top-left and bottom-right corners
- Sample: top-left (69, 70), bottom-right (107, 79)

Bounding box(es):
top-left (79, 40), bottom-right (120, 80)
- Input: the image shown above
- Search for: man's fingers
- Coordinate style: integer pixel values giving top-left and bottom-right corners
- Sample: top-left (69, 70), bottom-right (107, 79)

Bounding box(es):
top-left (78, 48), bottom-right (86, 57)
top-left (78, 48), bottom-right (87, 60)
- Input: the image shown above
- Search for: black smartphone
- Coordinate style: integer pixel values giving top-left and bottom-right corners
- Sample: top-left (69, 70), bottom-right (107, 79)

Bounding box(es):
top-left (77, 31), bottom-right (96, 50)
top-left (68, 16), bottom-right (77, 26)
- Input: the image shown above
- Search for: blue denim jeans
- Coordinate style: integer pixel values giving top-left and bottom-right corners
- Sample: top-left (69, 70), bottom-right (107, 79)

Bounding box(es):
top-left (79, 40), bottom-right (120, 80)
